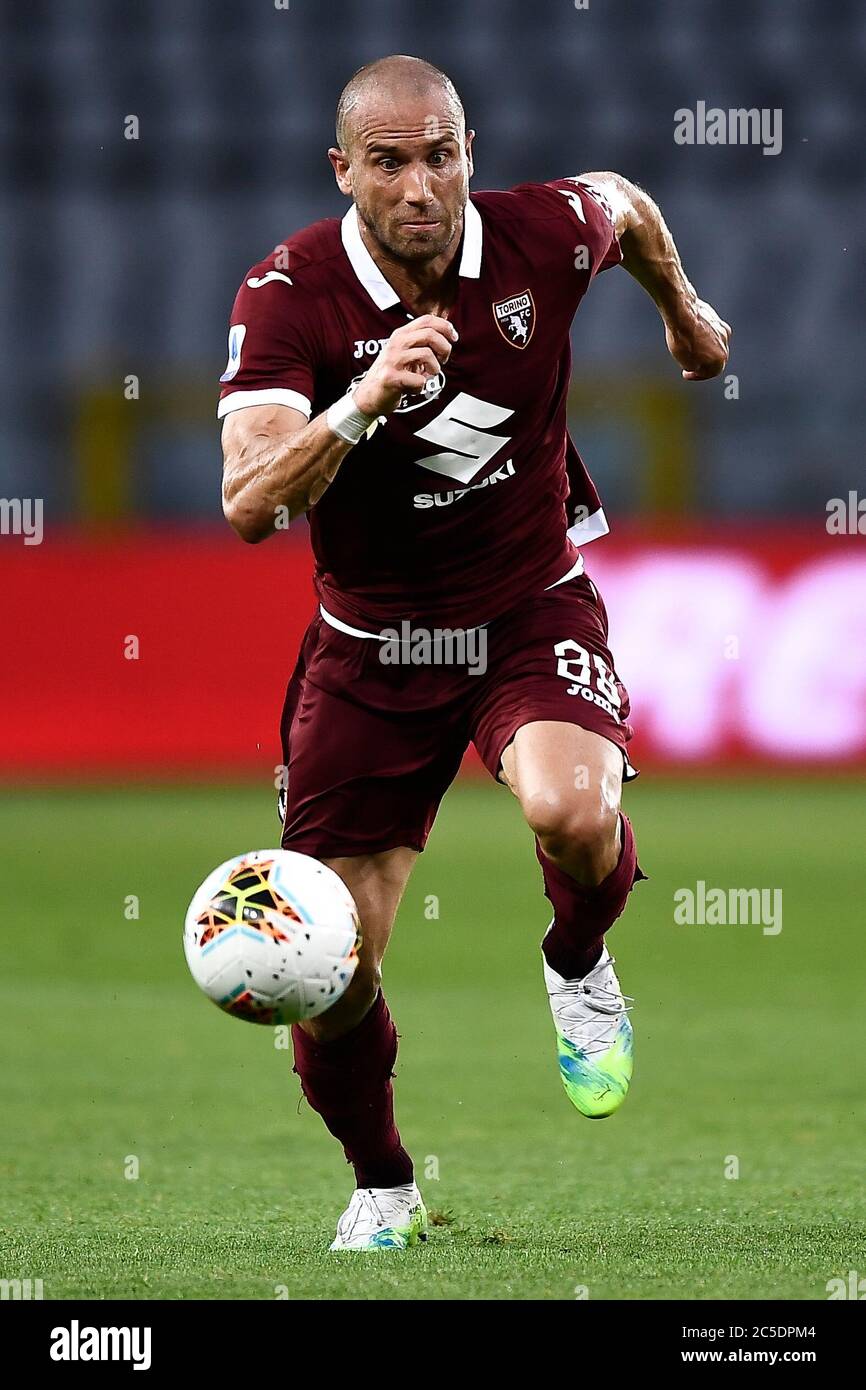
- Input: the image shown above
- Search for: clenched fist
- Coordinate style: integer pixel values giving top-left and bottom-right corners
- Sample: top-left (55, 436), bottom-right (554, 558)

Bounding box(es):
top-left (665, 297), bottom-right (732, 381)
top-left (352, 314), bottom-right (458, 418)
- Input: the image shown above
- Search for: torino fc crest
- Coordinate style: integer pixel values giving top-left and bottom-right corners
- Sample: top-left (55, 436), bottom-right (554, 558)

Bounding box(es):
top-left (492, 290), bottom-right (535, 349)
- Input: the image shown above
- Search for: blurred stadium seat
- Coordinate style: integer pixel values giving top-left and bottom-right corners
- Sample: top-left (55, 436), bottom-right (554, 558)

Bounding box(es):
top-left (0, 0), bottom-right (862, 521)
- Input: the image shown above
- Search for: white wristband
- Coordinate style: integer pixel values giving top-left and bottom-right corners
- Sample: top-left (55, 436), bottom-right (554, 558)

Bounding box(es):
top-left (326, 388), bottom-right (377, 445)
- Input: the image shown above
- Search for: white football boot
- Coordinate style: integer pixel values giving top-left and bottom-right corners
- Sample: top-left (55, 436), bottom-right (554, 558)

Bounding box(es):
top-left (329, 1182), bottom-right (428, 1251)
top-left (543, 942), bottom-right (634, 1118)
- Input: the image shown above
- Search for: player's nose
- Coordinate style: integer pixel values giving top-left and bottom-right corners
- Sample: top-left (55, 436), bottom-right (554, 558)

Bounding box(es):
top-left (402, 165), bottom-right (434, 206)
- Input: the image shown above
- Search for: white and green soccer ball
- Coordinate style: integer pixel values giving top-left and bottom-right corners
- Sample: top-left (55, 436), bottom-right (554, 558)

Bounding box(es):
top-left (183, 849), bottom-right (361, 1025)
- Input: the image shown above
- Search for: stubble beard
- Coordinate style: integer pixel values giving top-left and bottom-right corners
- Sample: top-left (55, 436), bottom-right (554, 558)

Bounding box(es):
top-left (356, 197), bottom-right (463, 267)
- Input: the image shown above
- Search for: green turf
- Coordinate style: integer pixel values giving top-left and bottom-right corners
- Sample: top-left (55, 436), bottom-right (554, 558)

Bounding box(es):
top-left (1, 778), bottom-right (864, 1300)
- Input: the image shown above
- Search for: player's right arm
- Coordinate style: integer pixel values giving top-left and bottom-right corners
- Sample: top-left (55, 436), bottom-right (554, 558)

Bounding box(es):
top-left (222, 403), bottom-right (350, 542)
top-left (221, 314), bottom-right (457, 543)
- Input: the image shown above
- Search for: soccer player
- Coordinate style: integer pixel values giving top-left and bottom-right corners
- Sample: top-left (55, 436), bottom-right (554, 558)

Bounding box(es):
top-left (219, 55), bottom-right (730, 1250)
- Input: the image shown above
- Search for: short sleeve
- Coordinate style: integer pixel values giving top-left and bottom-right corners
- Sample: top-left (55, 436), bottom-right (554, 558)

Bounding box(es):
top-left (510, 176), bottom-right (622, 280)
top-left (217, 257), bottom-right (320, 420)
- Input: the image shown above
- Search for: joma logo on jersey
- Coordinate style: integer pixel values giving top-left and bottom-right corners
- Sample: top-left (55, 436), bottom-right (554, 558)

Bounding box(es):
top-left (493, 290), bottom-right (535, 349)
top-left (353, 337), bottom-right (390, 359)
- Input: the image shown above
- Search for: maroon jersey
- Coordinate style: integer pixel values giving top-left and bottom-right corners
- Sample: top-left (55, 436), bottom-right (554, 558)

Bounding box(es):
top-left (218, 178), bottom-right (621, 630)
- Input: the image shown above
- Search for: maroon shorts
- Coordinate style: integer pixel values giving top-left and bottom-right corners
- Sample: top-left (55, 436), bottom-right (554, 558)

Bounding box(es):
top-left (279, 573), bottom-right (635, 858)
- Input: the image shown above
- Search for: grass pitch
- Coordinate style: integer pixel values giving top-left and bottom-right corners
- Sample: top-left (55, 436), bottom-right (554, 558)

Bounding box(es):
top-left (1, 778), bottom-right (864, 1300)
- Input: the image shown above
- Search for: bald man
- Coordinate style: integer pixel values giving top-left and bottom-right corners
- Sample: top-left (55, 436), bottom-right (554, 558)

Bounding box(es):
top-left (218, 55), bottom-right (731, 1250)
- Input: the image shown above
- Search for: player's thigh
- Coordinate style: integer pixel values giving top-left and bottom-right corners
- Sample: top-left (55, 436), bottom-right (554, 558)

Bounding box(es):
top-left (280, 614), bottom-right (467, 860)
top-left (471, 572), bottom-right (633, 849)
top-left (500, 720), bottom-right (623, 843)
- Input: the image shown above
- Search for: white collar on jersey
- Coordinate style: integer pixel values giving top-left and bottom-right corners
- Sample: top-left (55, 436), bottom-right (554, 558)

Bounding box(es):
top-left (340, 198), bottom-right (483, 310)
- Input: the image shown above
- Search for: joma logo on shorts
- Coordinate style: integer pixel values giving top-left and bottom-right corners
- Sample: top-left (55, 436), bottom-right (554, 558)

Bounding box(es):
top-left (554, 640), bottom-right (622, 723)
top-left (568, 685), bottom-right (620, 722)
top-left (414, 459), bottom-right (516, 508)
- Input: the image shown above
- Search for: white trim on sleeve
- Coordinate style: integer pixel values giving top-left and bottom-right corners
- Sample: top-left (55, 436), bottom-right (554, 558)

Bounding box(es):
top-left (217, 388), bottom-right (312, 420)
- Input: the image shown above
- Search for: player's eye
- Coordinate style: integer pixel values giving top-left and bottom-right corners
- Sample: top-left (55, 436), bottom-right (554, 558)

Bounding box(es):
top-left (378, 158), bottom-right (400, 171)
top-left (429, 150), bottom-right (449, 165)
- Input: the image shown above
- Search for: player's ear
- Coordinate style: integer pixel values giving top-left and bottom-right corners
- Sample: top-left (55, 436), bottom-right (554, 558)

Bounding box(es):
top-left (464, 129), bottom-right (475, 178)
top-left (327, 146), bottom-right (353, 197)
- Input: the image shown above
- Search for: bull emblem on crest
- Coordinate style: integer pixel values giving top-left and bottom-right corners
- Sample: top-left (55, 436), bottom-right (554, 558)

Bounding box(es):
top-left (493, 290), bottom-right (535, 349)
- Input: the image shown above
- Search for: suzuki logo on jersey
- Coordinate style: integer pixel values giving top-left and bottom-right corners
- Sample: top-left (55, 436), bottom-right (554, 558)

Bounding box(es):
top-left (414, 392), bottom-right (515, 483)
top-left (347, 386), bottom-right (517, 488)
top-left (493, 290), bottom-right (535, 349)
top-left (219, 323), bottom-right (246, 382)
top-left (414, 459), bottom-right (516, 509)
top-left (246, 271), bottom-right (293, 288)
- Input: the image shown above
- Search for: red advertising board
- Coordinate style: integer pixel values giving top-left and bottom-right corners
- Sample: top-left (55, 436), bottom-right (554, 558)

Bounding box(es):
top-left (2, 525), bottom-right (864, 777)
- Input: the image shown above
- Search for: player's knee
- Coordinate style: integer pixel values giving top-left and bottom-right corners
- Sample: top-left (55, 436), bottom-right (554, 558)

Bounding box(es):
top-left (337, 946), bottom-right (382, 1017)
top-left (299, 957), bottom-right (381, 1043)
top-left (354, 953), bottom-right (383, 1001)
top-left (525, 791), bottom-right (619, 886)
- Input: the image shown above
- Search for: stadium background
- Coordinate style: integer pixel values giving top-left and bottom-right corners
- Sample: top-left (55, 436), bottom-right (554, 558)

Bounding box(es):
top-left (2, 1), bottom-right (865, 1301)
top-left (2, 0), bottom-right (864, 774)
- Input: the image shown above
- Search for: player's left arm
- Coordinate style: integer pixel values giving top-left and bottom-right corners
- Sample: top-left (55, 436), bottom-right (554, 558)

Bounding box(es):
top-left (578, 171), bottom-right (732, 381)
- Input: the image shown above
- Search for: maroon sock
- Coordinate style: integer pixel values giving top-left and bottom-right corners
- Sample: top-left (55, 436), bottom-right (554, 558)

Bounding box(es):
top-left (291, 991), bottom-right (413, 1190)
top-left (538, 812), bottom-right (646, 979)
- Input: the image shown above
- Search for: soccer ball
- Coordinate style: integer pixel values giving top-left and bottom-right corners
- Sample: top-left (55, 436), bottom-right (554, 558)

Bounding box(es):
top-left (183, 849), bottom-right (361, 1025)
